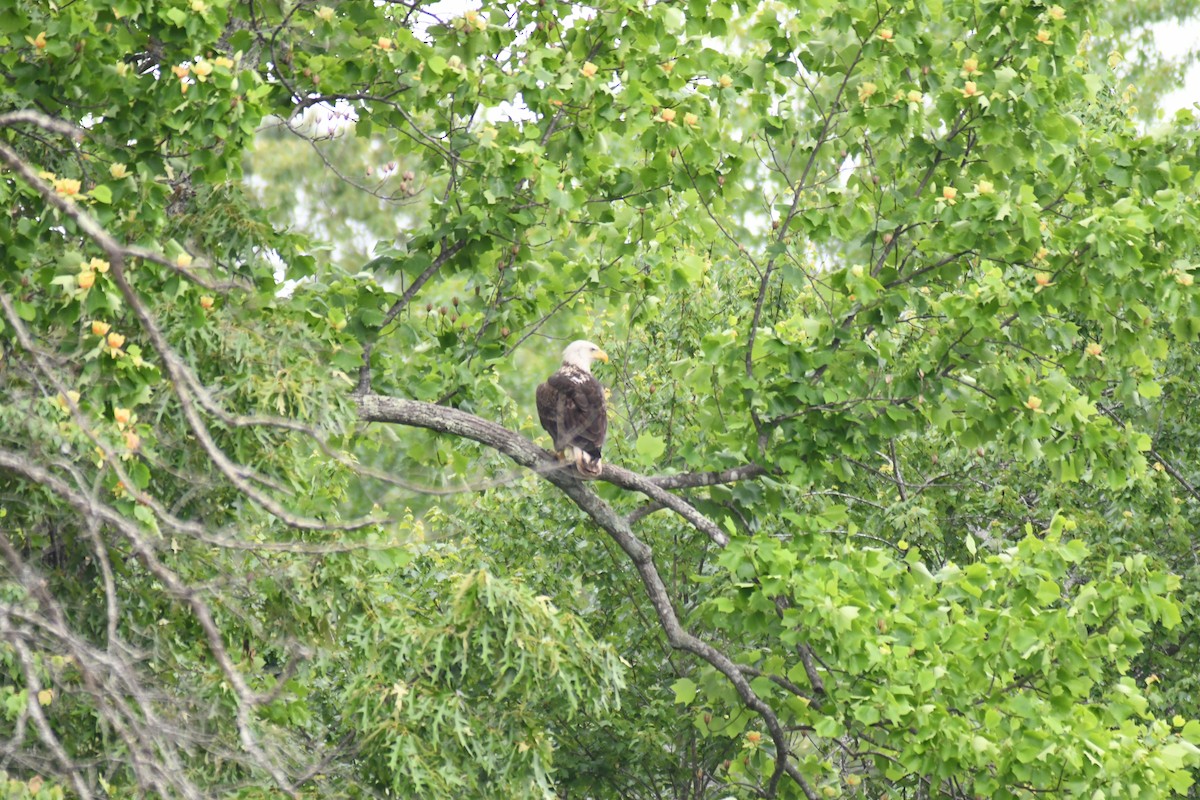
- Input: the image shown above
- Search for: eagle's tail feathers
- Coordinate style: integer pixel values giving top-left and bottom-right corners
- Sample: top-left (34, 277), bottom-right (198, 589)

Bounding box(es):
top-left (574, 447), bottom-right (603, 478)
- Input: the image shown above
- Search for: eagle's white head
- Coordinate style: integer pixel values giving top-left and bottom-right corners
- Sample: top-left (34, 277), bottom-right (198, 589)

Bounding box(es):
top-left (561, 340), bottom-right (609, 373)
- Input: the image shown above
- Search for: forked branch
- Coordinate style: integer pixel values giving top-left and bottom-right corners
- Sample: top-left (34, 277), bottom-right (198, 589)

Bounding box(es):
top-left (356, 395), bottom-right (815, 799)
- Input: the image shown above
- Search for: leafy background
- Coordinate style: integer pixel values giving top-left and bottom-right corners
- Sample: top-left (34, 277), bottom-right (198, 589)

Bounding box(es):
top-left (2, 0), bottom-right (1200, 797)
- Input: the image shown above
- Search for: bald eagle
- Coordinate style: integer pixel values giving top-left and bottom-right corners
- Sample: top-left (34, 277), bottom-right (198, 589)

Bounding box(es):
top-left (536, 340), bottom-right (609, 477)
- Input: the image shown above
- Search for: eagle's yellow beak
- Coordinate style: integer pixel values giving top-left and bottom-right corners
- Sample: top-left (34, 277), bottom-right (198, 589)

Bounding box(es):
top-left (594, 350), bottom-right (610, 364)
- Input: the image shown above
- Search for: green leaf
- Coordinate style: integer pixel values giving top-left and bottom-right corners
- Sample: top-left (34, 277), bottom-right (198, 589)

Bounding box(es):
top-left (90, 184), bottom-right (113, 204)
top-left (671, 677), bottom-right (697, 704)
top-left (635, 432), bottom-right (666, 462)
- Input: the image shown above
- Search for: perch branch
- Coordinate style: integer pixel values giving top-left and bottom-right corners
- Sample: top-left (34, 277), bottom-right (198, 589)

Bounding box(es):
top-left (356, 395), bottom-right (813, 798)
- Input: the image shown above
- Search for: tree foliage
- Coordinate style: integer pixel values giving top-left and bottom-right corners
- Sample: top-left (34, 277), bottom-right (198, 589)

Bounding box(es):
top-left (2, 0), bottom-right (1200, 797)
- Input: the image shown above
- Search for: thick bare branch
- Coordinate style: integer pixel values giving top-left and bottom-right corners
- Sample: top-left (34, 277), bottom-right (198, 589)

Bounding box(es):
top-left (648, 463), bottom-right (768, 490)
top-left (355, 394), bottom-right (813, 798)
top-left (356, 395), bottom-right (730, 547)
top-left (629, 464), bottom-right (769, 525)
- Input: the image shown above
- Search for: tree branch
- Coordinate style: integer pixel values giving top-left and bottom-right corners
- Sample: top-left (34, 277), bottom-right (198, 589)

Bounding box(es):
top-left (0, 448), bottom-right (300, 795)
top-left (648, 463), bottom-right (768, 490)
top-left (355, 394), bottom-right (812, 797)
top-left (356, 395), bottom-right (731, 547)
top-left (628, 464), bottom-right (769, 525)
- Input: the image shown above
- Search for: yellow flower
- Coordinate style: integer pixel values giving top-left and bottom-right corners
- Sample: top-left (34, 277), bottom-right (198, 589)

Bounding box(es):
top-left (580, 61), bottom-right (598, 78)
top-left (1085, 342), bottom-right (1102, 357)
top-left (961, 81), bottom-right (982, 99)
top-left (1176, 272), bottom-right (1195, 287)
top-left (1035, 247), bottom-right (1049, 262)
top-left (107, 331), bottom-right (126, 349)
top-left (171, 64), bottom-right (190, 79)
top-left (78, 270), bottom-right (96, 289)
top-left (91, 320), bottom-right (111, 336)
top-left (974, 179), bottom-right (995, 195)
top-left (1107, 50), bottom-right (1123, 69)
top-left (684, 112), bottom-right (699, 126)
top-left (54, 178), bottom-right (82, 196)
top-left (26, 31), bottom-right (46, 50)
top-left (1035, 272), bottom-right (1052, 287)
top-left (116, 61), bottom-right (130, 78)
top-left (193, 60), bottom-right (213, 80)
top-left (858, 81), bottom-right (878, 102)
top-left (89, 257), bottom-right (110, 273)
top-left (718, 74), bottom-right (733, 89)
top-left (660, 108), bottom-right (676, 123)
top-left (176, 253), bottom-right (194, 268)
top-left (200, 295), bottom-right (215, 310)
top-left (1048, 5), bottom-right (1065, 21)
top-left (878, 29), bottom-right (894, 42)
top-left (961, 57), bottom-right (981, 77)
top-left (315, 5), bottom-right (335, 21)
top-left (110, 163), bottom-right (129, 179)
top-left (906, 89), bottom-right (923, 104)
top-left (942, 186), bottom-right (958, 204)
top-left (1024, 395), bottom-right (1042, 411)
top-left (377, 37), bottom-right (393, 51)
top-left (124, 430), bottom-right (141, 451)
top-left (114, 407), bottom-right (132, 426)
top-left (660, 61), bottom-right (674, 74)
top-left (214, 56), bottom-right (234, 69)
top-left (190, 0), bottom-right (207, 11)
top-left (463, 10), bottom-right (486, 30)
top-left (1035, 29), bottom-right (1052, 45)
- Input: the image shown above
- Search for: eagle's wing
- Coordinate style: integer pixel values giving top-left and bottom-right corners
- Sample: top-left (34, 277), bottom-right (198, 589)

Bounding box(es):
top-left (546, 370), bottom-right (607, 459)
top-left (535, 380), bottom-right (560, 448)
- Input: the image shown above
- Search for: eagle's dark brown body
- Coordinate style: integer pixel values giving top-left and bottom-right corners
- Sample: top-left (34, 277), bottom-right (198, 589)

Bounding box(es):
top-left (536, 364), bottom-right (607, 477)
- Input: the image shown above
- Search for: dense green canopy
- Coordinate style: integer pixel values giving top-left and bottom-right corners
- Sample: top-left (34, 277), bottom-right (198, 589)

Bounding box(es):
top-left (2, 0), bottom-right (1200, 797)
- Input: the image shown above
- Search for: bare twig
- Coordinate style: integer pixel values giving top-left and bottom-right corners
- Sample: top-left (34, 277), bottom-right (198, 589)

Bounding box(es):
top-left (0, 448), bottom-right (300, 795)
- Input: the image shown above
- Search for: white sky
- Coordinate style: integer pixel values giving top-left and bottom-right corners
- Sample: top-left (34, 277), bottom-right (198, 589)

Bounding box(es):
top-left (1151, 18), bottom-right (1200, 114)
